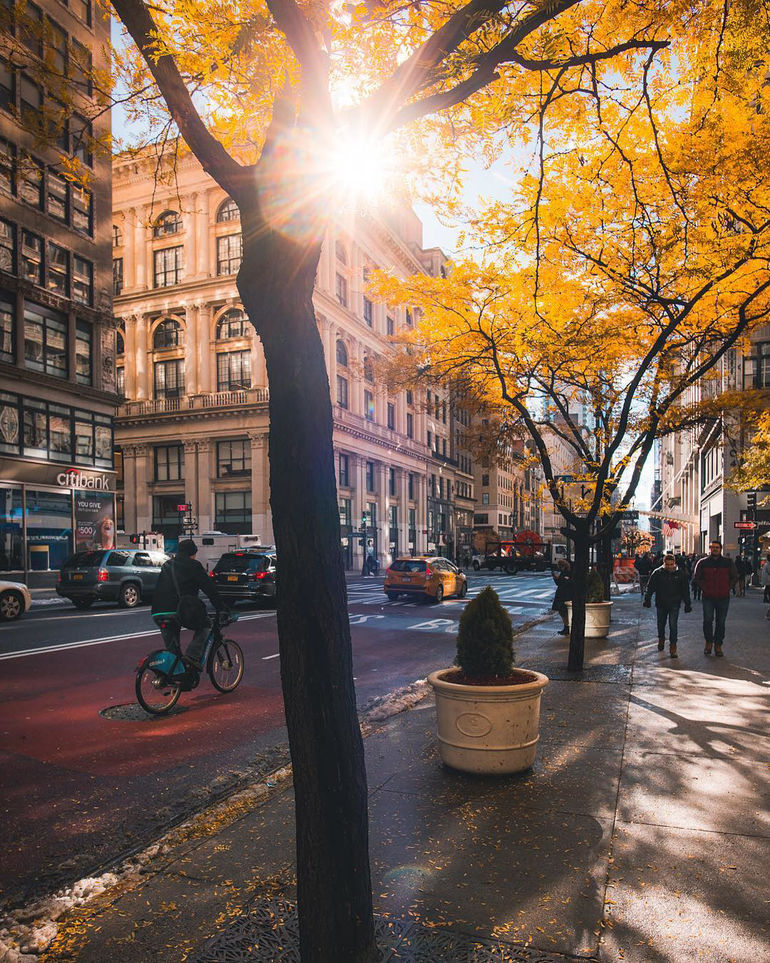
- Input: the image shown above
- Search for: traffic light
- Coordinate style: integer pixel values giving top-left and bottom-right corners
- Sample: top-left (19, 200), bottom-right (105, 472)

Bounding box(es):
top-left (361, 512), bottom-right (369, 528)
top-left (130, 534), bottom-right (140, 544)
top-left (747, 491), bottom-right (757, 512)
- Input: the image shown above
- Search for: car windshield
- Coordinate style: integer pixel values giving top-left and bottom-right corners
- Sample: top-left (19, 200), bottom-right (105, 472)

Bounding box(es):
top-left (213, 553), bottom-right (270, 574)
top-left (63, 551), bottom-right (104, 568)
top-left (390, 560), bottom-right (427, 573)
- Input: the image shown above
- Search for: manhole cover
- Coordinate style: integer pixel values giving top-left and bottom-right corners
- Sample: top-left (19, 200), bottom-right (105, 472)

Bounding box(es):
top-left (100, 703), bottom-right (187, 721)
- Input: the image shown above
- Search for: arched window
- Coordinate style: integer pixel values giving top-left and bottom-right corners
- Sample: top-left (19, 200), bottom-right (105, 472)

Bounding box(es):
top-left (216, 198), bottom-right (240, 222)
top-left (112, 224), bottom-right (122, 246)
top-left (116, 331), bottom-right (125, 355)
top-left (335, 240), bottom-right (347, 264)
top-left (217, 309), bottom-right (249, 340)
top-left (153, 318), bottom-right (182, 349)
top-left (336, 340), bottom-right (348, 366)
top-left (364, 358), bottom-right (374, 383)
top-left (153, 211), bottom-right (181, 237)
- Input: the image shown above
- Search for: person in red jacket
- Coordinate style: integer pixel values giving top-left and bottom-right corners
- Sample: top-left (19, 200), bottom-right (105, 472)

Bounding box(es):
top-left (693, 540), bottom-right (738, 657)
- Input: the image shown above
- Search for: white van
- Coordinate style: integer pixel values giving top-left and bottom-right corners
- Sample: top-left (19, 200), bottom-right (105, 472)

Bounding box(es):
top-left (196, 533), bottom-right (266, 570)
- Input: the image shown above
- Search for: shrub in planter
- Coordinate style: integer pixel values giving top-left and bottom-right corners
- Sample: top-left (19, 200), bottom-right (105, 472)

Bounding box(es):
top-left (455, 585), bottom-right (515, 680)
top-left (586, 569), bottom-right (606, 603)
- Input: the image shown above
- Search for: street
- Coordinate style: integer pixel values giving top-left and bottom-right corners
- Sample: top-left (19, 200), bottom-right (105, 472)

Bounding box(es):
top-left (0, 571), bottom-right (557, 909)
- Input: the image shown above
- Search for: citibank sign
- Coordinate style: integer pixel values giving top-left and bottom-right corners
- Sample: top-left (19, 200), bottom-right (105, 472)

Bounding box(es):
top-left (57, 469), bottom-right (111, 491)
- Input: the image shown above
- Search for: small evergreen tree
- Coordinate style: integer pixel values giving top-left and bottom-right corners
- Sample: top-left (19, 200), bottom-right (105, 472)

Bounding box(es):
top-left (586, 569), bottom-right (606, 603)
top-left (456, 586), bottom-right (515, 678)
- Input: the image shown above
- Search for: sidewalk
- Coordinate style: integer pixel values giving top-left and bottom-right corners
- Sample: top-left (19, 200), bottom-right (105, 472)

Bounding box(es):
top-left (19, 589), bottom-right (770, 961)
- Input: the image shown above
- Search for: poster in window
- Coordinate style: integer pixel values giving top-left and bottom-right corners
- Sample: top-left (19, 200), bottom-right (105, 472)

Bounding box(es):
top-left (75, 491), bottom-right (115, 551)
top-left (101, 327), bottom-right (115, 392)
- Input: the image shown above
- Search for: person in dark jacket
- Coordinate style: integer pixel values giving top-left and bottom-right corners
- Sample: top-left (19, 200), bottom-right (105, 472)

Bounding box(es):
top-left (634, 551), bottom-right (654, 594)
top-left (643, 553), bottom-right (692, 658)
top-left (151, 538), bottom-right (226, 670)
top-left (551, 559), bottom-right (573, 635)
top-left (693, 540), bottom-right (738, 657)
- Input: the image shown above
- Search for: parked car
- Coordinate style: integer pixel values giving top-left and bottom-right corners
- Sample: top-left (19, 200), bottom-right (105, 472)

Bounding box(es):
top-left (57, 549), bottom-right (171, 609)
top-left (384, 557), bottom-right (468, 603)
top-left (210, 549), bottom-right (277, 605)
top-left (0, 580), bottom-right (31, 621)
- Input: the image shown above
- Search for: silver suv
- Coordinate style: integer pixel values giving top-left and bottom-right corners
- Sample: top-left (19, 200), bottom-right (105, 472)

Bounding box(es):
top-left (57, 549), bottom-right (171, 609)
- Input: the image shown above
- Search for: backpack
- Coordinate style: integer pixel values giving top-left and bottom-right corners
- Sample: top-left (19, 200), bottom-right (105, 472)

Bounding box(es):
top-left (169, 561), bottom-right (208, 629)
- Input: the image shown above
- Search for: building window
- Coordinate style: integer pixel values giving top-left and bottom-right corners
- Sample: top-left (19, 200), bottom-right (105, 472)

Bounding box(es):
top-left (71, 185), bottom-right (92, 235)
top-left (217, 350), bottom-right (251, 391)
top-left (387, 316), bottom-right (394, 337)
top-left (70, 40), bottom-right (92, 97)
top-left (387, 402), bottom-right (395, 430)
top-left (338, 453), bottom-right (349, 487)
top-left (0, 140), bottom-right (13, 195)
top-left (46, 171), bottom-right (68, 222)
top-left (363, 297), bottom-right (373, 327)
top-left (47, 241), bottom-right (68, 296)
top-left (364, 358), bottom-right (374, 383)
top-left (482, 474), bottom-right (489, 487)
top-left (366, 461), bottom-right (374, 492)
top-left (408, 473), bottom-right (415, 500)
top-left (20, 229), bottom-right (42, 285)
top-left (335, 273), bottom-right (348, 307)
top-left (70, 114), bottom-right (92, 166)
top-left (216, 308), bottom-right (248, 339)
top-left (217, 233), bottom-right (242, 275)
top-left (113, 224), bottom-right (122, 246)
top-left (154, 246), bottom-right (183, 287)
top-left (152, 493), bottom-right (185, 532)
top-left (215, 491), bottom-right (252, 533)
top-left (216, 198), bottom-right (240, 222)
top-left (24, 303), bottom-right (67, 377)
top-left (72, 256), bottom-right (92, 306)
top-left (0, 59), bottom-right (14, 113)
top-left (116, 365), bottom-right (125, 398)
top-left (113, 257), bottom-right (123, 295)
top-left (19, 155), bottom-right (43, 208)
top-left (75, 321), bottom-right (92, 385)
top-left (337, 374), bottom-right (348, 408)
top-left (406, 308), bottom-right (413, 327)
top-left (427, 430), bottom-right (432, 448)
top-left (364, 389), bottom-right (374, 421)
top-left (153, 359), bottom-right (185, 398)
top-left (339, 498), bottom-right (351, 528)
top-left (153, 318), bottom-right (182, 349)
top-left (154, 444), bottom-right (184, 481)
top-left (406, 412), bottom-right (413, 439)
top-left (482, 492), bottom-right (489, 505)
top-left (335, 240), bottom-right (347, 263)
top-left (19, 75), bottom-right (42, 130)
top-left (406, 389), bottom-right (413, 406)
top-left (389, 468), bottom-right (396, 496)
top-left (71, 0), bottom-right (92, 27)
top-left (0, 299), bottom-right (13, 363)
top-left (217, 440), bottom-right (251, 477)
top-left (153, 210), bottom-right (181, 237)
top-left (336, 340), bottom-right (348, 366)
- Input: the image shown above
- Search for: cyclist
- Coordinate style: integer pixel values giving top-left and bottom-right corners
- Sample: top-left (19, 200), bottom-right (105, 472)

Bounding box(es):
top-left (151, 538), bottom-right (228, 672)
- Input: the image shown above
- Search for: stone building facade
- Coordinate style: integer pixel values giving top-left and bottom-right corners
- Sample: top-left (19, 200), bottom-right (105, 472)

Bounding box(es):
top-left (112, 150), bottom-right (475, 569)
top-left (0, 0), bottom-right (115, 579)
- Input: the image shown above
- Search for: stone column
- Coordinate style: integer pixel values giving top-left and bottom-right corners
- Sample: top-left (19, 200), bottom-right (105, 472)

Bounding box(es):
top-left (136, 314), bottom-right (150, 399)
top-left (121, 444), bottom-right (138, 533)
top-left (183, 441), bottom-right (198, 516)
top-left (351, 341), bottom-right (364, 416)
top-left (197, 302), bottom-right (212, 394)
top-left (249, 431), bottom-right (272, 543)
top-left (398, 468), bottom-right (410, 557)
top-left (352, 455), bottom-right (366, 571)
top-left (187, 193), bottom-right (198, 282)
top-left (378, 462), bottom-right (389, 567)
top-left (134, 445), bottom-right (152, 532)
top-left (199, 190), bottom-right (212, 277)
top-left (139, 204), bottom-right (152, 290)
top-left (196, 440), bottom-right (212, 532)
top-left (417, 472), bottom-right (427, 555)
top-left (123, 315), bottom-right (136, 399)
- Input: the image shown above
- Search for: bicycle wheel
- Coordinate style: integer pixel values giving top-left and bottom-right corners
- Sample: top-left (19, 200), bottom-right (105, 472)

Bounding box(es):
top-left (136, 666), bottom-right (181, 714)
top-left (208, 639), bottom-right (244, 692)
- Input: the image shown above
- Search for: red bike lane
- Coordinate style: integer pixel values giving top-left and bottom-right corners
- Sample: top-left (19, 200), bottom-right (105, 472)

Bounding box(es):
top-left (0, 618), bottom-right (286, 907)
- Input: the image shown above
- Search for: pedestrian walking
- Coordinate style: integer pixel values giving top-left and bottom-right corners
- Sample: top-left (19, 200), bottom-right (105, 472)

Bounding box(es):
top-left (634, 551), bottom-right (654, 595)
top-left (693, 540), bottom-right (738, 657)
top-left (643, 553), bottom-right (692, 658)
top-left (761, 554), bottom-right (770, 603)
top-left (733, 555), bottom-right (747, 597)
top-left (551, 559), bottom-right (573, 636)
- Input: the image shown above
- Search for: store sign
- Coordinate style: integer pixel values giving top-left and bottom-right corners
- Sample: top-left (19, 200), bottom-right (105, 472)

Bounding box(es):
top-left (0, 456), bottom-right (116, 492)
top-left (75, 491), bottom-right (116, 551)
top-left (734, 521), bottom-right (757, 530)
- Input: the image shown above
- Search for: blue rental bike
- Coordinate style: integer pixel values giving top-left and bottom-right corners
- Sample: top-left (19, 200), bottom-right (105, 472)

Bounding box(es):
top-left (135, 610), bottom-right (243, 715)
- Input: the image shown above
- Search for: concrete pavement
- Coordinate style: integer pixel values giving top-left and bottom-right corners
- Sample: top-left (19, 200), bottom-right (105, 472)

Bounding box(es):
top-left (19, 587), bottom-right (770, 961)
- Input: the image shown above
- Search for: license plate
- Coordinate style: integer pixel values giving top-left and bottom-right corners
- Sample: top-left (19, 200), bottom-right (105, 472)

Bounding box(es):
top-left (227, 575), bottom-right (238, 582)
top-left (73, 573), bottom-right (83, 581)
top-left (401, 576), bottom-right (411, 583)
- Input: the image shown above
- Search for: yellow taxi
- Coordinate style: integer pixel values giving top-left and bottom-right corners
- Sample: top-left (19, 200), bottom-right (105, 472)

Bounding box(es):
top-left (384, 556), bottom-right (468, 603)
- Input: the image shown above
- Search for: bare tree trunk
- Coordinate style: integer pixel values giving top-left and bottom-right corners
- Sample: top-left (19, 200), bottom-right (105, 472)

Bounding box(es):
top-left (598, 527), bottom-right (614, 602)
top-left (568, 525), bottom-right (591, 671)
top-left (238, 214), bottom-right (377, 962)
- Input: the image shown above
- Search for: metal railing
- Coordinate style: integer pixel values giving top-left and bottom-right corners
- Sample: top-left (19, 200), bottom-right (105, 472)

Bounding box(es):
top-left (118, 387), bottom-right (270, 417)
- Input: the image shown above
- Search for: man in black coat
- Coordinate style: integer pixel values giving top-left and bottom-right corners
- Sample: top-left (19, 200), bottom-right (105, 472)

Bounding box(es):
top-left (151, 538), bottom-right (226, 670)
top-left (643, 553), bottom-right (692, 658)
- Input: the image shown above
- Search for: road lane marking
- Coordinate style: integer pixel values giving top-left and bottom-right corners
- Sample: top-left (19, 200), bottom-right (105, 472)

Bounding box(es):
top-left (349, 614), bottom-right (385, 625)
top-left (262, 653), bottom-right (280, 660)
top-left (0, 612), bottom-right (276, 659)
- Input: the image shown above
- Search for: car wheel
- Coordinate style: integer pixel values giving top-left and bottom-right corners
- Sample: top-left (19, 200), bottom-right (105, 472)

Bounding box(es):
top-left (73, 597), bottom-right (94, 610)
top-left (457, 581), bottom-right (468, 599)
top-left (434, 584), bottom-right (444, 603)
top-left (386, 592), bottom-right (399, 600)
top-left (0, 589), bottom-right (24, 621)
top-left (119, 583), bottom-right (141, 608)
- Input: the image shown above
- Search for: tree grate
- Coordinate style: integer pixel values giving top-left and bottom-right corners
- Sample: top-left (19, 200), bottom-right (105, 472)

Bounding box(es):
top-left (189, 898), bottom-right (596, 962)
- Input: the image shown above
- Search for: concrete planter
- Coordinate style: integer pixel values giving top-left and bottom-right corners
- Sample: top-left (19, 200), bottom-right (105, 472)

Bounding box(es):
top-left (566, 600), bottom-right (613, 639)
top-left (427, 667), bottom-right (549, 774)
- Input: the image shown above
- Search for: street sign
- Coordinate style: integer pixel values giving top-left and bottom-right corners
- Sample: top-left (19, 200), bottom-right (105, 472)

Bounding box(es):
top-left (177, 503), bottom-right (190, 512)
top-left (620, 510), bottom-right (639, 520)
top-left (554, 474), bottom-right (574, 482)
top-left (734, 521), bottom-right (757, 530)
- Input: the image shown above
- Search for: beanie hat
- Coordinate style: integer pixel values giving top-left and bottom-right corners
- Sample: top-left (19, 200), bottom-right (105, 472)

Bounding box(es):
top-left (177, 538), bottom-right (198, 557)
